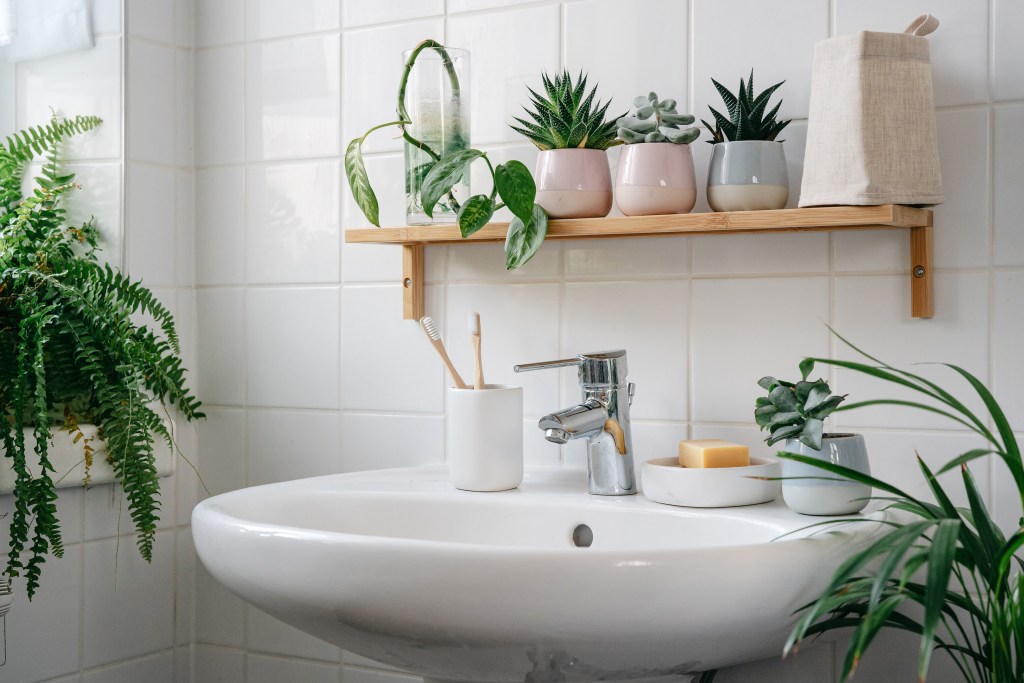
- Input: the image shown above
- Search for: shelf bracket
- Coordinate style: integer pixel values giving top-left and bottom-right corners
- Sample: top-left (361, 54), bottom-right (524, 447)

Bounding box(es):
top-left (402, 244), bottom-right (424, 321)
top-left (910, 223), bottom-right (933, 318)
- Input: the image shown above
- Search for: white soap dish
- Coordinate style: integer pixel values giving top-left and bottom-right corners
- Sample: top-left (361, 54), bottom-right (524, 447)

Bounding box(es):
top-left (641, 456), bottom-right (782, 508)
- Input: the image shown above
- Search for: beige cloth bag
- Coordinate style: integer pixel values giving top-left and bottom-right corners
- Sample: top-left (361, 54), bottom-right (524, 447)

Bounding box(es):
top-left (799, 14), bottom-right (944, 207)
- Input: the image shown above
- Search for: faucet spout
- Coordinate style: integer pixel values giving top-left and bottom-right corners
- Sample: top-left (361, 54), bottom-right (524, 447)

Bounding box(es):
top-left (538, 399), bottom-right (608, 444)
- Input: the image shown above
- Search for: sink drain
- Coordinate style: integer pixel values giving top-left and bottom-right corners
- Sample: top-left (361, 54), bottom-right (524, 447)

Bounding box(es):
top-left (572, 524), bottom-right (593, 548)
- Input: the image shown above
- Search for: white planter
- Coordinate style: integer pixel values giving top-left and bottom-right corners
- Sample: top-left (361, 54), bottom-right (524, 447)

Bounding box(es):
top-left (614, 143), bottom-right (697, 216)
top-left (534, 148), bottom-right (613, 219)
top-left (781, 433), bottom-right (871, 516)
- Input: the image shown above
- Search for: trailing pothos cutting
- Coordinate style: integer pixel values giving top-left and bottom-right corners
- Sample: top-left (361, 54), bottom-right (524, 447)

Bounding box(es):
top-left (0, 116), bottom-right (203, 598)
top-left (781, 331), bottom-right (1023, 682)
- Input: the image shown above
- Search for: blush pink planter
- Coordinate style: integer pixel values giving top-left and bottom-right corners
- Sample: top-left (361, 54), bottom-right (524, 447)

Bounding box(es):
top-left (534, 148), bottom-right (613, 219)
top-left (615, 143), bottom-right (697, 216)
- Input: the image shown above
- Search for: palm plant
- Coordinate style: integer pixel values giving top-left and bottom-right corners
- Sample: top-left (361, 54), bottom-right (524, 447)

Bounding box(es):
top-left (781, 332), bottom-right (1023, 682)
top-left (0, 115), bottom-right (203, 598)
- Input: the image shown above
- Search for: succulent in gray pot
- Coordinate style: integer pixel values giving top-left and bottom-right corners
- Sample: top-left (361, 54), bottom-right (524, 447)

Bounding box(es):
top-left (755, 360), bottom-right (870, 515)
top-left (614, 92), bottom-right (701, 216)
top-left (702, 70), bottom-right (792, 212)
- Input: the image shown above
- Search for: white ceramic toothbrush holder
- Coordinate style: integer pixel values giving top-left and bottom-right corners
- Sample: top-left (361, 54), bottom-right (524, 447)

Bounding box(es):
top-left (447, 384), bottom-right (523, 492)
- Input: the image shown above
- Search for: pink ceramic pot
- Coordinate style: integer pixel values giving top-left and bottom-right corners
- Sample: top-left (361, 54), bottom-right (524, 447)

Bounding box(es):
top-left (614, 143), bottom-right (697, 216)
top-left (534, 149), bottom-right (613, 219)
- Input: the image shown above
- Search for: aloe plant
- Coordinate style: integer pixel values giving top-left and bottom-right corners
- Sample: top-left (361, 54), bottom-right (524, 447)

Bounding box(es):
top-left (780, 331), bottom-right (1024, 682)
top-left (616, 92), bottom-right (700, 144)
top-left (510, 70), bottom-right (623, 151)
top-left (755, 361), bottom-right (846, 450)
top-left (702, 70), bottom-right (791, 144)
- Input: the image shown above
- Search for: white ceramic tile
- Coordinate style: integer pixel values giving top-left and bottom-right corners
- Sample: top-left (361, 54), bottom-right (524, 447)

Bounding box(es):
top-left (564, 0), bottom-right (687, 119)
top-left (245, 34), bottom-right (340, 161)
top-left (195, 0), bottom-right (243, 47)
top-left (195, 563), bottom-right (246, 647)
top-left (929, 107), bottom-right (990, 268)
top-left (246, 0), bottom-right (340, 40)
top-left (343, 0), bottom-right (443, 27)
top-left (175, 644), bottom-right (193, 683)
top-left (563, 281), bottom-right (688, 421)
top-left (176, 0), bottom-right (195, 48)
top-left (630, 421), bottom-right (689, 467)
top-left (127, 0), bottom-right (174, 43)
top-left (448, 0), bottom-right (538, 12)
top-left (248, 654), bottom-right (339, 683)
top-left (196, 166), bottom-right (245, 285)
top-left (195, 645), bottom-right (245, 682)
top-left (129, 40), bottom-right (175, 164)
top-left (994, 105), bottom-right (1024, 266)
top-left (521, 417), bottom-right (562, 467)
top-left (833, 272), bottom-right (989, 431)
top-left (691, 277), bottom-right (830, 422)
top-left (64, 161), bottom-right (123, 263)
top-left (175, 530), bottom-right (196, 645)
top-left (340, 413), bottom-right (444, 472)
top-left (176, 169), bottom-right (195, 285)
top-left (246, 161), bottom-right (341, 283)
top-left (717, 642), bottom-right (832, 682)
top-left (342, 666), bottom-right (423, 683)
top-left (342, 19), bottom-right (445, 155)
top-left (342, 651), bottom-right (411, 673)
top-left (195, 46), bottom-right (244, 166)
top-left (83, 477), bottom-right (174, 541)
top-left (245, 287), bottom-right (341, 409)
top-left (176, 50), bottom-right (195, 167)
top-left (692, 0), bottom-right (827, 121)
top-left (196, 288), bottom-right (245, 405)
top-left (246, 409), bottom-right (342, 485)
top-left (83, 651), bottom-right (175, 683)
top-left (993, 0), bottom-right (1024, 101)
top-left (835, 0), bottom-right (988, 107)
top-left (0, 62), bottom-right (14, 135)
top-left (340, 284), bottom-right (445, 412)
top-left (197, 407), bottom-right (246, 494)
top-left (246, 607), bottom-right (341, 661)
top-left (17, 36), bottom-right (122, 160)
top-left (693, 233), bottom-right (828, 276)
top-left (565, 237), bottom-right (689, 278)
top-left (128, 164), bottom-right (177, 286)
top-left (0, 546), bottom-right (82, 682)
top-left (447, 240), bottom-right (562, 281)
top-left (446, 284), bottom-right (561, 417)
top-left (93, 0), bottom-right (123, 34)
top-left (83, 531), bottom-right (175, 667)
top-left (449, 6), bottom-right (560, 145)
top-left (992, 272), bottom-right (1024, 427)
top-left (833, 228), bottom-right (907, 273)
top-left (174, 420), bottom-right (203, 528)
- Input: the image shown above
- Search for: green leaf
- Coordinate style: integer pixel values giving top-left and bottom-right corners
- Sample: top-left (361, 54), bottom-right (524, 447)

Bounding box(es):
top-left (504, 204), bottom-right (549, 270)
top-left (768, 385), bottom-right (798, 411)
top-left (344, 137), bottom-right (379, 227)
top-left (809, 395), bottom-right (845, 420)
top-left (494, 160), bottom-right (536, 225)
top-left (421, 149), bottom-right (484, 218)
top-left (765, 423), bottom-right (802, 446)
top-left (797, 418), bottom-right (824, 450)
top-left (757, 376), bottom-right (777, 391)
top-left (919, 520), bottom-right (960, 679)
top-left (457, 195), bottom-right (495, 238)
top-left (768, 411), bottom-right (802, 428)
top-left (803, 382), bottom-right (831, 411)
top-left (934, 448), bottom-right (994, 475)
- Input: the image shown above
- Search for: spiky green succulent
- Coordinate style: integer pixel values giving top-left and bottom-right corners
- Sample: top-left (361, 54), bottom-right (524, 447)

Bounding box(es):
top-left (511, 70), bottom-right (624, 151)
top-left (702, 70), bottom-right (791, 144)
top-left (617, 92), bottom-right (700, 144)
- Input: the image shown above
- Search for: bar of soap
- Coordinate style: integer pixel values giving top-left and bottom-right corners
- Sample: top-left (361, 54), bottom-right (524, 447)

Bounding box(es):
top-left (678, 439), bottom-right (750, 468)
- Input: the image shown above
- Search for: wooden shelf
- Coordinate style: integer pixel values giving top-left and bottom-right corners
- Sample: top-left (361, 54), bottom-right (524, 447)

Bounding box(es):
top-left (345, 204), bottom-right (934, 320)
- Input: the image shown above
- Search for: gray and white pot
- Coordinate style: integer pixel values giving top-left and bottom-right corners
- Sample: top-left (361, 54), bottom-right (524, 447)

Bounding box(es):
top-left (781, 433), bottom-right (871, 516)
top-left (706, 140), bottom-right (789, 212)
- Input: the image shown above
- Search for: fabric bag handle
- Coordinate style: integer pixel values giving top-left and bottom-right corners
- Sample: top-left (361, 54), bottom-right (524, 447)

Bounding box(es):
top-left (903, 14), bottom-right (939, 36)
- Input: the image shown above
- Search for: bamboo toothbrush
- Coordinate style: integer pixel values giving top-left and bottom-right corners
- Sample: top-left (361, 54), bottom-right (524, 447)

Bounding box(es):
top-left (419, 316), bottom-right (467, 389)
top-left (469, 311), bottom-right (484, 390)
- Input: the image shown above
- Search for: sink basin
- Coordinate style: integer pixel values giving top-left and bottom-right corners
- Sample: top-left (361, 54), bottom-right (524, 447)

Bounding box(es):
top-left (192, 466), bottom-right (884, 682)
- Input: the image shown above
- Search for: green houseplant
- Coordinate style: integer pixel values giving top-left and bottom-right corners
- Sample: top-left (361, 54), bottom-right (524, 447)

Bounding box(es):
top-left (0, 116), bottom-right (203, 598)
top-left (702, 70), bottom-right (792, 212)
top-left (780, 333), bottom-right (1023, 681)
top-left (613, 91), bottom-right (700, 216)
top-left (511, 70), bottom-right (623, 220)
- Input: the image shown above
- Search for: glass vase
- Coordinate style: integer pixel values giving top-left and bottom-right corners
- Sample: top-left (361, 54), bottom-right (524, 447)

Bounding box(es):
top-left (402, 46), bottom-right (470, 225)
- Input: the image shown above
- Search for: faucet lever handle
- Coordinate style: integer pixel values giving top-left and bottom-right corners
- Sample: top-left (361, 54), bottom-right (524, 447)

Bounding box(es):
top-left (513, 357), bottom-right (581, 373)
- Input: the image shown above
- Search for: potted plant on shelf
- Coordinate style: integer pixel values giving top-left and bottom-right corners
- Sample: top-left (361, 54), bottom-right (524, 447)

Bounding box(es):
top-left (614, 92), bottom-right (701, 216)
top-left (0, 116), bottom-right (203, 598)
top-left (780, 333), bottom-right (1024, 682)
top-left (755, 361), bottom-right (870, 515)
top-left (702, 70), bottom-right (791, 212)
top-left (510, 70), bottom-right (624, 219)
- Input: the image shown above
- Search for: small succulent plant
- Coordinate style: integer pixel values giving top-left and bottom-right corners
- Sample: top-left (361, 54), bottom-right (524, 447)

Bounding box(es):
top-left (616, 92), bottom-right (700, 144)
top-left (511, 70), bottom-right (623, 151)
top-left (702, 70), bottom-right (791, 144)
top-left (755, 360), bottom-right (846, 450)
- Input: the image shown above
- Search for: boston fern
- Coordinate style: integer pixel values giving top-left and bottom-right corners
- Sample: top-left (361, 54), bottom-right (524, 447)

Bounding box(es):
top-left (0, 116), bottom-right (203, 598)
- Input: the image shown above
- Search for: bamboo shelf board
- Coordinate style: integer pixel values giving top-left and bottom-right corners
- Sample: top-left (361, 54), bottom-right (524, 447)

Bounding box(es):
top-left (344, 205), bottom-right (934, 320)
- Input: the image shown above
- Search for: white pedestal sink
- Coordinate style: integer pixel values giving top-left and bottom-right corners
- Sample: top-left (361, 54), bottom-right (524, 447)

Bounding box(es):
top-left (192, 466), bottom-right (885, 682)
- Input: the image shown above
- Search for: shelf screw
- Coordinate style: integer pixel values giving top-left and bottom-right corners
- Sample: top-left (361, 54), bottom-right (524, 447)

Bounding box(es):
top-left (913, 265), bottom-right (926, 278)
top-left (403, 278), bottom-right (412, 288)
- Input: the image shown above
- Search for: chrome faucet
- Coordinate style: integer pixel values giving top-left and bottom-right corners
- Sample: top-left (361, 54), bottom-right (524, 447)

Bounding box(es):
top-left (514, 350), bottom-right (636, 496)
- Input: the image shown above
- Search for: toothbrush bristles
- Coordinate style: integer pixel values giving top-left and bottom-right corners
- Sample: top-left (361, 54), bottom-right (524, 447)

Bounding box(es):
top-left (419, 316), bottom-right (440, 341)
top-left (468, 311), bottom-right (480, 336)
